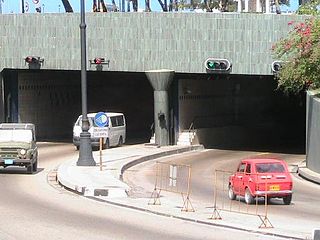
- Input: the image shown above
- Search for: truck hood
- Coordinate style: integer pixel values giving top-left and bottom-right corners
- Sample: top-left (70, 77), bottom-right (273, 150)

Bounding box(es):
top-left (0, 142), bottom-right (31, 149)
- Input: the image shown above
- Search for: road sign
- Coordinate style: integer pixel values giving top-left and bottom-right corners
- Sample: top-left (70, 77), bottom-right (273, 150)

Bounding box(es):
top-left (94, 112), bottom-right (108, 127)
top-left (92, 127), bottom-right (108, 138)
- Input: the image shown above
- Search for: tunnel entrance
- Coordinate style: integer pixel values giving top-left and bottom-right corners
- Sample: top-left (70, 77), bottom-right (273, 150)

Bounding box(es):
top-left (176, 73), bottom-right (306, 153)
top-left (1, 69), bottom-right (154, 144)
top-left (1, 69), bottom-right (306, 152)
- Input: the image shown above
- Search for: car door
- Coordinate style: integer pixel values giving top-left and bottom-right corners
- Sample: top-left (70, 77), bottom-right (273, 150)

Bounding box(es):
top-left (233, 162), bottom-right (246, 195)
top-left (242, 163), bottom-right (253, 194)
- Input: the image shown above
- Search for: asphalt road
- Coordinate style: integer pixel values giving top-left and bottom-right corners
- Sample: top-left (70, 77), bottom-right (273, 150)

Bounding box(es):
top-left (124, 148), bottom-right (320, 234)
top-left (0, 142), bottom-right (288, 240)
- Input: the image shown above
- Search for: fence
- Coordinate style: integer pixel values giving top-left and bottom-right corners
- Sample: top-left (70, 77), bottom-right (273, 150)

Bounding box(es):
top-left (149, 161), bottom-right (194, 212)
top-left (210, 170), bottom-right (273, 228)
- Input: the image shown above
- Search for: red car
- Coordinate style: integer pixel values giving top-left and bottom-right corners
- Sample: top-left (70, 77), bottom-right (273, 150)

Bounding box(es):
top-left (228, 158), bottom-right (293, 205)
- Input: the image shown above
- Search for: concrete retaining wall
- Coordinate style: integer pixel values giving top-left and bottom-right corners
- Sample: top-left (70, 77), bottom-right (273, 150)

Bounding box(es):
top-left (0, 12), bottom-right (307, 75)
top-left (306, 91), bottom-right (320, 174)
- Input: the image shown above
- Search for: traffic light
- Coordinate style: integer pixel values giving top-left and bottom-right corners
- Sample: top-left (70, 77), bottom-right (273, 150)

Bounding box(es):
top-left (93, 57), bottom-right (105, 64)
top-left (271, 61), bottom-right (283, 74)
top-left (205, 58), bottom-right (231, 73)
top-left (25, 56), bottom-right (38, 64)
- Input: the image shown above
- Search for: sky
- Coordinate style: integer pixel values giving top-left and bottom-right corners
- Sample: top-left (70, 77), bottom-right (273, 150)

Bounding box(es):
top-left (0, 0), bottom-right (162, 14)
top-left (0, 0), bottom-right (298, 14)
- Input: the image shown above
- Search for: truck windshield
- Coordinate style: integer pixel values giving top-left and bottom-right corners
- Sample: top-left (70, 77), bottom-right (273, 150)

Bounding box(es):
top-left (0, 130), bottom-right (33, 142)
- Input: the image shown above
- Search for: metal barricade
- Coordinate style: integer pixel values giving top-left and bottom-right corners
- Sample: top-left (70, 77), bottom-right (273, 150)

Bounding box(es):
top-left (149, 161), bottom-right (194, 212)
top-left (210, 170), bottom-right (273, 228)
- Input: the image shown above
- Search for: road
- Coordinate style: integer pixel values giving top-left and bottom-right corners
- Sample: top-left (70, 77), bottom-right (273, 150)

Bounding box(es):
top-left (124, 148), bottom-right (320, 236)
top-left (0, 142), bottom-right (287, 240)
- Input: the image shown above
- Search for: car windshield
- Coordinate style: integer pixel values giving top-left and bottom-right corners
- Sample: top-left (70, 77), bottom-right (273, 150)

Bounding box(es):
top-left (0, 130), bottom-right (33, 142)
top-left (255, 163), bottom-right (285, 173)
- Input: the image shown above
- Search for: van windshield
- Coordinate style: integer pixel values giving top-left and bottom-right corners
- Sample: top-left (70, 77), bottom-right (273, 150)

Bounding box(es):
top-left (76, 117), bottom-right (98, 127)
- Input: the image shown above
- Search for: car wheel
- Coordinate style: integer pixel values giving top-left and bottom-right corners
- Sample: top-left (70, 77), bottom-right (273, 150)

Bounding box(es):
top-left (283, 194), bottom-right (292, 205)
top-left (228, 184), bottom-right (236, 200)
top-left (32, 160), bottom-right (38, 172)
top-left (26, 164), bottom-right (33, 174)
top-left (244, 188), bottom-right (254, 204)
top-left (118, 136), bottom-right (123, 147)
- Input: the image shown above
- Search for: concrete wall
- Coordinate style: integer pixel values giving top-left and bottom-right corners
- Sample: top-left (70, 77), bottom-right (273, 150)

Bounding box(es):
top-left (306, 91), bottom-right (320, 173)
top-left (0, 12), bottom-right (307, 75)
top-left (0, 72), bottom-right (3, 122)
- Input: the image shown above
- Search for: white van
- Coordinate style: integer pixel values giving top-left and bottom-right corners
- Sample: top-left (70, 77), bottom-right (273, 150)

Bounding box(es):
top-left (73, 112), bottom-right (126, 150)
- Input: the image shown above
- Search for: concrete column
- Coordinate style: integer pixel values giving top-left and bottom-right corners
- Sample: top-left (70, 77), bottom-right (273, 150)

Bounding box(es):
top-left (256, 0), bottom-right (261, 12)
top-left (237, 0), bottom-right (242, 12)
top-left (265, 0), bottom-right (270, 13)
top-left (244, 0), bottom-right (249, 12)
top-left (0, 71), bottom-right (4, 122)
top-left (145, 69), bottom-right (174, 146)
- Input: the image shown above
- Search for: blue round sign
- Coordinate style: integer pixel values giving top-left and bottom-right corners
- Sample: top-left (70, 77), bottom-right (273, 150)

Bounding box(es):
top-left (94, 112), bottom-right (109, 127)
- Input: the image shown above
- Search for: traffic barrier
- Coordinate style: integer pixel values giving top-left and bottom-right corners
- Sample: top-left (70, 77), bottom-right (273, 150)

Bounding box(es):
top-left (149, 161), bottom-right (194, 212)
top-left (210, 170), bottom-right (273, 228)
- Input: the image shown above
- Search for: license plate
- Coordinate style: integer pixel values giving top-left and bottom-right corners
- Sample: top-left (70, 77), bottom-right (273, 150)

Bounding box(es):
top-left (269, 185), bottom-right (280, 191)
top-left (4, 159), bottom-right (14, 165)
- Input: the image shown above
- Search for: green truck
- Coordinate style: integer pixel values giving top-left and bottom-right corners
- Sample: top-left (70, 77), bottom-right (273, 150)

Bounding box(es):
top-left (0, 123), bottom-right (38, 174)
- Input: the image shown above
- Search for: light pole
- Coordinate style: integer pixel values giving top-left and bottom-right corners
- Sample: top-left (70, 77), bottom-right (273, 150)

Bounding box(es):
top-left (77, 0), bottom-right (96, 166)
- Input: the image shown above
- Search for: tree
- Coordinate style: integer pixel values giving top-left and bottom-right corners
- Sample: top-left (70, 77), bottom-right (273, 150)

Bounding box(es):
top-left (271, 17), bottom-right (320, 94)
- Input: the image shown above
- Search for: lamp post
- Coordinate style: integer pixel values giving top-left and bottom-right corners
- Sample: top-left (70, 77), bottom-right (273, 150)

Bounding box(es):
top-left (77, 0), bottom-right (96, 166)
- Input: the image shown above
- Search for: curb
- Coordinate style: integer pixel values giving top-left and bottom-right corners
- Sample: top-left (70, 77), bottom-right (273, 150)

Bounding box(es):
top-left (120, 145), bottom-right (204, 180)
top-left (298, 167), bottom-right (320, 185)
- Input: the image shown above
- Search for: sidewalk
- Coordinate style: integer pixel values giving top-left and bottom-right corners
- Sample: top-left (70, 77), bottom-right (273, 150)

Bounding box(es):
top-left (57, 144), bottom-right (320, 240)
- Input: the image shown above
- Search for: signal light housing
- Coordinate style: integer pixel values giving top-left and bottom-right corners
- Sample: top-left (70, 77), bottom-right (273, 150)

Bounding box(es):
top-left (93, 57), bottom-right (105, 64)
top-left (271, 61), bottom-right (283, 74)
top-left (205, 58), bottom-right (231, 73)
top-left (24, 56), bottom-right (44, 69)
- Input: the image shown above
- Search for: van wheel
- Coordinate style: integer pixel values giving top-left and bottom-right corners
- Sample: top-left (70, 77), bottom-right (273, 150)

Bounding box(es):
top-left (104, 139), bottom-right (110, 149)
top-left (118, 136), bottom-right (123, 147)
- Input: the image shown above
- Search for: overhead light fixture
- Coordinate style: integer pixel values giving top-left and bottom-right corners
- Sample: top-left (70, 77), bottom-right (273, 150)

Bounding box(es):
top-left (24, 56), bottom-right (44, 69)
top-left (89, 57), bottom-right (110, 70)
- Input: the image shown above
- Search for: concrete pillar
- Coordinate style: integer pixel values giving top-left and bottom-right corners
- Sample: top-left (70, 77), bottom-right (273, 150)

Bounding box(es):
top-left (237, 0), bottom-right (242, 12)
top-left (145, 69), bottom-right (174, 146)
top-left (0, 71), bottom-right (4, 122)
top-left (256, 0), bottom-right (261, 12)
top-left (265, 0), bottom-right (270, 13)
top-left (244, 0), bottom-right (249, 12)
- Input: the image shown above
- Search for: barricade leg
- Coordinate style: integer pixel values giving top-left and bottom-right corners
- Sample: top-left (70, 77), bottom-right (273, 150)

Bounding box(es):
top-left (148, 188), bottom-right (161, 205)
top-left (181, 193), bottom-right (195, 212)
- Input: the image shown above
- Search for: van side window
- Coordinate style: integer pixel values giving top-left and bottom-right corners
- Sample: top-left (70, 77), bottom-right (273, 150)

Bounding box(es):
top-left (116, 116), bottom-right (124, 126)
top-left (110, 116), bottom-right (117, 127)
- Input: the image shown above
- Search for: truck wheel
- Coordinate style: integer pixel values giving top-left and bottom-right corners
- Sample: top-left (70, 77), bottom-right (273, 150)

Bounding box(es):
top-left (32, 160), bottom-right (38, 172)
top-left (26, 164), bottom-right (33, 174)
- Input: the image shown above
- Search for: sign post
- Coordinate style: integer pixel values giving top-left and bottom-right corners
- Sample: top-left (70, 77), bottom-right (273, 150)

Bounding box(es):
top-left (94, 112), bottom-right (109, 171)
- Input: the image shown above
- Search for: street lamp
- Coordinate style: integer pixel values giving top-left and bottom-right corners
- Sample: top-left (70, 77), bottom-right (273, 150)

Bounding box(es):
top-left (77, 0), bottom-right (96, 166)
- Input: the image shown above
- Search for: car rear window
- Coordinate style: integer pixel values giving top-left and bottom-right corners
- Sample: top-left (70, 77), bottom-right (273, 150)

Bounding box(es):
top-left (255, 163), bottom-right (285, 173)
